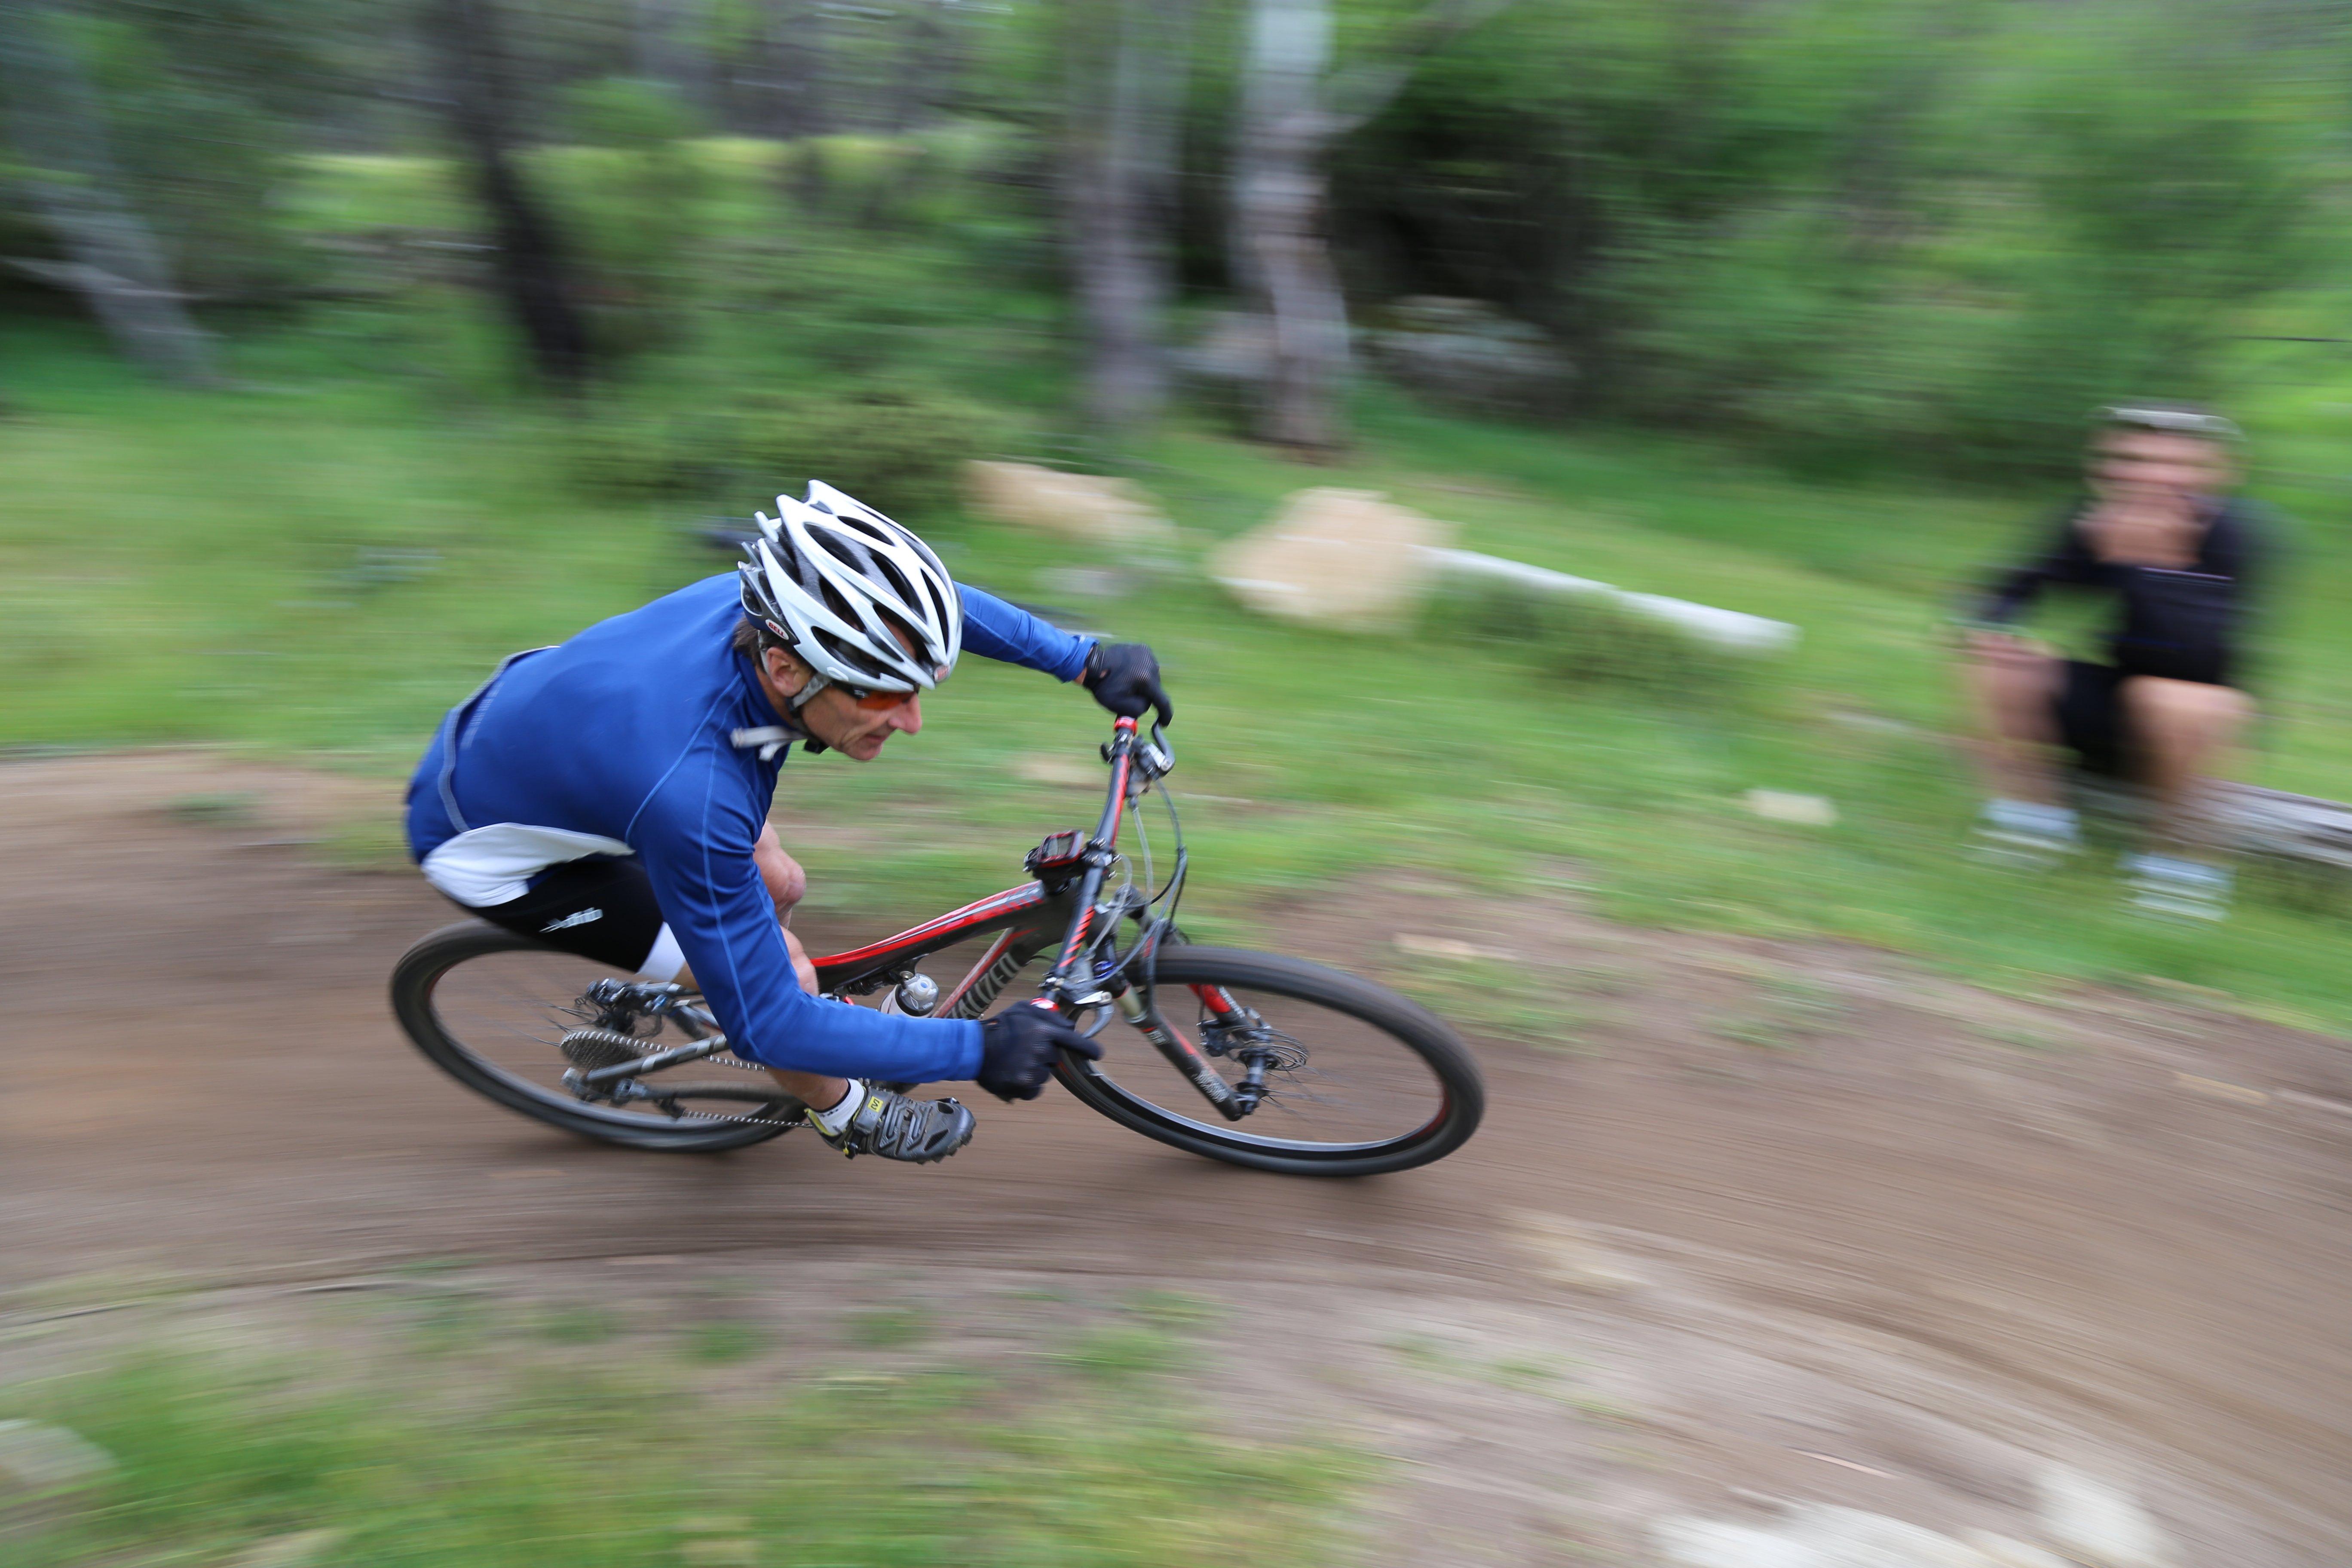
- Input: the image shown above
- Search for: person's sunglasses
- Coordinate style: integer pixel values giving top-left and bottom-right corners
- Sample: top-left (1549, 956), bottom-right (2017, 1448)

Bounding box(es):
top-left (841, 683), bottom-right (916, 711)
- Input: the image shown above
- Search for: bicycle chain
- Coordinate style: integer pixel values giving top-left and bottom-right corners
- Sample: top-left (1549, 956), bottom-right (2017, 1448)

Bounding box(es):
top-left (636, 1024), bottom-right (834, 1127)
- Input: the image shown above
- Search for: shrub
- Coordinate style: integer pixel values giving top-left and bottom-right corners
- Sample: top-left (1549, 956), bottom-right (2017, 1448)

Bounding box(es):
top-left (725, 381), bottom-right (999, 518)
top-left (567, 379), bottom-right (998, 521)
top-left (1422, 576), bottom-right (1764, 710)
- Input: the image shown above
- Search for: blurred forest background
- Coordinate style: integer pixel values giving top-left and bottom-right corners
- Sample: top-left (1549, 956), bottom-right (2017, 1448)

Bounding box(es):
top-left (7, 0), bottom-right (2352, 1018)
top-left (0, 0), bottom-right (2333, 476)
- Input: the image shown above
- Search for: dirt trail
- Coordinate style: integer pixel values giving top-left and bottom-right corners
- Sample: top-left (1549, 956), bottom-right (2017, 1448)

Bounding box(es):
top-left (6, 752), bottom-right (2350, 1564)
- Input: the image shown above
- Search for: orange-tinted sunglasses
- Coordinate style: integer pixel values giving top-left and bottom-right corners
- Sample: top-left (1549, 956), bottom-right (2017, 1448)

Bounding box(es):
top-left (843, 683), bottom-right (916, 711)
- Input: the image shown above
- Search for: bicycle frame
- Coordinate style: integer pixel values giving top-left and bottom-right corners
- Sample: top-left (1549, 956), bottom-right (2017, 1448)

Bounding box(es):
top-left (805, 716), bottom-right (1256, 1118)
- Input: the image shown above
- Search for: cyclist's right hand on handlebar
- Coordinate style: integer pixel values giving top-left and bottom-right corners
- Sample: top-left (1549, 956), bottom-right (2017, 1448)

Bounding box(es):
top-left (977, 1000), bottom-right (1101, 1101)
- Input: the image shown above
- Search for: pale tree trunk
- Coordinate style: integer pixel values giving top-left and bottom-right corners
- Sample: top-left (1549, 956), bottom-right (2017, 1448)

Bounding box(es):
top-left (1232, 0), bottom-right (1347, 450)
top-left (1069, 0), bottom-right (1193, 432)
top-left (0, 1), bottom-right (219, 385)
top-left (425, 0), bottom-right (597, 388)
top-left (1228, 0), bottom-right (1513, 451)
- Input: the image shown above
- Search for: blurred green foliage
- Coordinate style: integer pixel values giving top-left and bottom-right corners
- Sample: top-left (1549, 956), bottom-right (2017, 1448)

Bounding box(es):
top-left (1337, 0), bottom-right (2330, 476)
top-left (5, 0), bottom-right (2338, 475)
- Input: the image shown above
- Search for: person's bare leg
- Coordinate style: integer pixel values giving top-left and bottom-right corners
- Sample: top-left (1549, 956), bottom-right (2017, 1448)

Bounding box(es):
top-left (2122, 677), bottom-right (2251, 851)
top-left (1960, 632), bottom-right (2067, 804)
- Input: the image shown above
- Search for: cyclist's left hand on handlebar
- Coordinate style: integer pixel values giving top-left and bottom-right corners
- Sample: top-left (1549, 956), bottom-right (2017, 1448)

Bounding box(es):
top-left (977, 1000), bottom-right (1102, 1102)
top-left (1080, 642), bottom-right (1173, 728)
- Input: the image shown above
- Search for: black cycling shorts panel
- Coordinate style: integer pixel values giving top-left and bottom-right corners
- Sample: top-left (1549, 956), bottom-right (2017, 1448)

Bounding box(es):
top-left (458, 855), bottom-right (668, 972)
top-left (2054, 660), bottom-right (2132, 778)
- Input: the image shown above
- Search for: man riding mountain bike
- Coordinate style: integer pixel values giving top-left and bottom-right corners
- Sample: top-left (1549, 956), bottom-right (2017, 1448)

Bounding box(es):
top-left (403, 481), bottom-right (1174, 1164)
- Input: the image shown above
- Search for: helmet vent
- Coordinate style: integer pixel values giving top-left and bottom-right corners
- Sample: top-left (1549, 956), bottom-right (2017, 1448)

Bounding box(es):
top-left (735, 483), bottom-right (964, 697)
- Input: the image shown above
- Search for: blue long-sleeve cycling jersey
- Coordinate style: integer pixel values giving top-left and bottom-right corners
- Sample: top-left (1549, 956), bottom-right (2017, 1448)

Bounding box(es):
top-left (404, 573), bottom-right (1093, 1084)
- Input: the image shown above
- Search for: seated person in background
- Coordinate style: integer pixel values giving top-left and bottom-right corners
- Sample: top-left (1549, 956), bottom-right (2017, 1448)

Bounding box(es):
top-left (1957, 403), bottom-right (2267, 919)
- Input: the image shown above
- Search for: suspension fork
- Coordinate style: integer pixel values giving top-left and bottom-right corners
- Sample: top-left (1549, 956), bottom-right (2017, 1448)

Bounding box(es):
top-left (1111, 981), bottom-right (1246, 1120)
top-left (1190, 983), bottom-right (1247, 1021)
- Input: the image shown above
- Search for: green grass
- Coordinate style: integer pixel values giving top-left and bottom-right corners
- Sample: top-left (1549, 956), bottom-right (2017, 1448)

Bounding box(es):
top-left (681, 1319), bottom-right (766, 1364)
top-left (4, 1327), bottom-right (1361, 1568)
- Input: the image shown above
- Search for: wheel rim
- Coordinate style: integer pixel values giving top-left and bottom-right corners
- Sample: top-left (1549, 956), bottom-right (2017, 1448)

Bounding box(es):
top-left (423, 944), bottom-right (792, 1131)
top-left (1075, 977), bottom-right (1456, 1158)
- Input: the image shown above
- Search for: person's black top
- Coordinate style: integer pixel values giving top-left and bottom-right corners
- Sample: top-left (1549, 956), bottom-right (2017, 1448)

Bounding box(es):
top-left (1969, 497), bottom-right (2266, 687)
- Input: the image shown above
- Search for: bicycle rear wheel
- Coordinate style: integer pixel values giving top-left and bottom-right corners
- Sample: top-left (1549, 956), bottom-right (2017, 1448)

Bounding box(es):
top-left (389, 921), bottom-right (797, 1152)
top-left (1054, 945), bottom-right (1483, 1176)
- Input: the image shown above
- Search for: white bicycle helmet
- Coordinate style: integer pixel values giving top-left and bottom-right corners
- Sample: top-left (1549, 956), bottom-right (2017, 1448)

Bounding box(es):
top-left (736, 481), bottom-right (962, 706)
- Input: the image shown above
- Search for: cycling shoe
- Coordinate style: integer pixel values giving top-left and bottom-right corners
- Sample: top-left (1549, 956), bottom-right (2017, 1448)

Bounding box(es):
top-left (815, 1086), bottom-right (976, 1164)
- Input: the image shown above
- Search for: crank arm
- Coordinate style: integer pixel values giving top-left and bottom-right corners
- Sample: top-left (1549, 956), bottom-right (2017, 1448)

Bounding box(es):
top-left (581, 1035), bottom-right (732, 1088)
top-left (613, 1081), bottom-right (802, 1108)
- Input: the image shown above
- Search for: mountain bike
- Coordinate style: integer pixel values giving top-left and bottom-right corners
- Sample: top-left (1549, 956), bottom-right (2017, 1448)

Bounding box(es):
top-left (390, 715), bottom-right (1484, 1176)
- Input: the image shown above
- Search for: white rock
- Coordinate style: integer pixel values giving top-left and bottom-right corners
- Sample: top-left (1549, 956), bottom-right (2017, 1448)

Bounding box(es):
top-left (1210, 489), bottom-right (1456, 633)
top-left (962, 462), bottom-right (1175, 548)
top-left (2036, 1464), bottom-right (2171, 1568)
top-left (1655, 1515), bottom-right (1825, 1568)
top-left (1654, 1504), bottom-right (2008, 1568)
top-left (228, 1530), bottom-right (348, 1568)
top-left (1392, 933), bottom-right (1507, 962)
top-left (0, 1420), bottom-right (114, 1494)
top-left (1956, 1530), bottom-right (2074, 1568)
top-left (1783, 1505), bottom-right (2000, 1567)
top-left (1366, 296), bottom-right (1573, 415)
top-left (1746, 790), bottom-right (1839, 827)
top-left (1510, 1211), bottom-right (1648, 1295)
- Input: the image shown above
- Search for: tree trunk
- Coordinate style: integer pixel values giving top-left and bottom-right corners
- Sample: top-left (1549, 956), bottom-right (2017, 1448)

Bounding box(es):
top-left (1228, 0), bottom-right (1515, 451)
top-left (423, 0), bottom-right (597, 389)
top-left (762, 0), bottom-right (825, 138)
top-left (634, 0), bottom-right (713, 120)
top-left (0, 2), bottom-right (219, 386)
top-left (757, 0), bottom-right (830, 213)
top-left (1069, 0), bottom-right (1192, 432)
top-left (857, 2), bottom-right (962, 229)
top-left (1232, 0), bottom-right (1350, 451)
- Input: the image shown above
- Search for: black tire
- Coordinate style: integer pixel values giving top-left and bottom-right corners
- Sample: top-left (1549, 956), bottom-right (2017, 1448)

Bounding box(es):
top-left (389, 920), bottom-right (795, 1153)
top-left (1053, 945), bottom-right (1483, 1176)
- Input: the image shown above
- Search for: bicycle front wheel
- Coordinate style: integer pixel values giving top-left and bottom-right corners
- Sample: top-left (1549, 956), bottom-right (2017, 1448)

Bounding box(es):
top-left (1054, 945), bottom-right (1484, 1176)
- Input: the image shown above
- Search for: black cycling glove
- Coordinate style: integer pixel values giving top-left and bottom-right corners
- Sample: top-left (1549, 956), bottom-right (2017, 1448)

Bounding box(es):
top-left (1080, 642), bottom-right (1173, 728)
top-left (977, 1001), bottom-right (1101, 1101)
